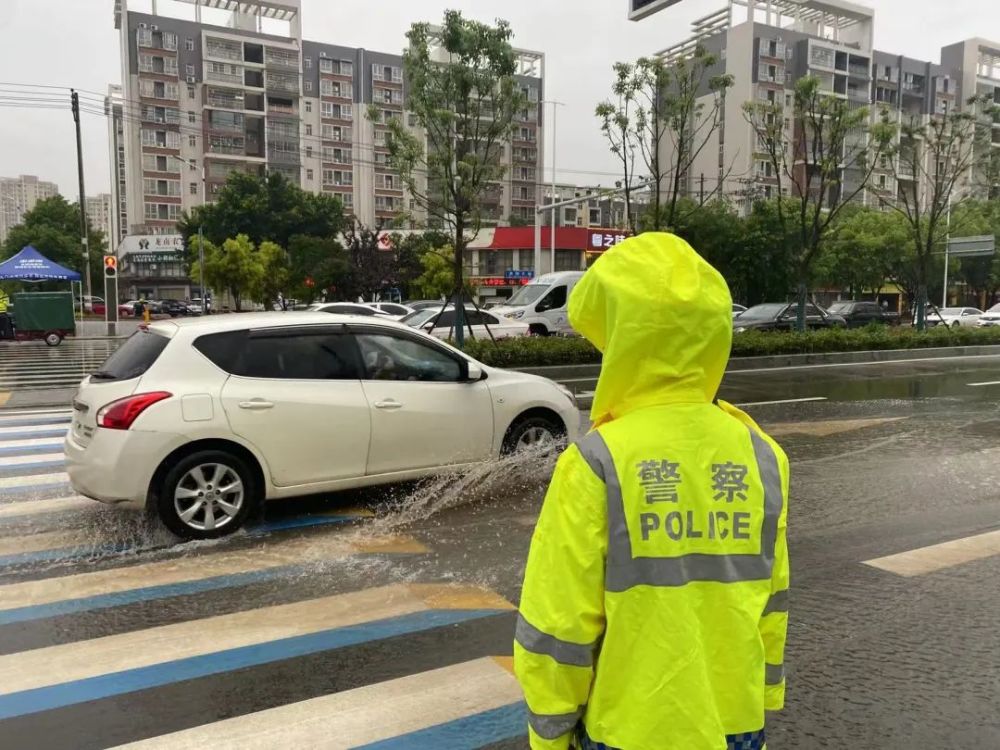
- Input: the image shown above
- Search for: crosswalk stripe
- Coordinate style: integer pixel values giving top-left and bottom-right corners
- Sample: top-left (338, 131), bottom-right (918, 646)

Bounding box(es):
top-left (0, 495), bottom-right (94, 521)
top-left (0, 416), bottom-right (70, 428)
top-left (864, 529), bottom-right (1000, 577)
top-left (356, 703), bottom-right (526, 750)
top-left (0, 423), bottom-right (69, 436)
top-left (0, 529), bottom-right (91, 557)
top-left (0, 408), bottom-right (72, 418)
top-left (111, 658), bottom-right (525, 750)
top-left (0, 452), bottom-right (64, 467)
top-left (0, 439), bottom-right (65, 454)
top-left (0, 534), bottom-right (428, 625)
top-left (0, 471), bottom-right (68, 489)
top-left (0, 584), bottom-right (512, 719)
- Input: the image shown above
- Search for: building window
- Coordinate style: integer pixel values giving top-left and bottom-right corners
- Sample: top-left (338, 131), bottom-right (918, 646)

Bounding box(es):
top-left (187, 85), bottom-right (195, 99)
top-left (304, 57), bottom-right (312, 68)
top-left (186, 64), bottom-right (195, 77)
top-left (340, 60), bottom-right (353, 76)
top-left (305, 124), bottom-right (312, 136)
top-left (190, 182), bottom-right (198, 195)
top-left (306, 168), bottom-right (314, 180)
top-left (304, 81), bottom-right (313, 92)
top-left (319, 58), bottom-right (333, 74)
top-left (185, 38), bottom-right (194, 51)
top-left (342, 193), bottom-right (353, 209)
top-left (305, 100), bottom-right (312, 113)
top-left (188, 111), bottom-right (196, 123)
top-left (306, 146), bottom-right (313, 158)
top-left (189, 135), bottom-right (197, 147)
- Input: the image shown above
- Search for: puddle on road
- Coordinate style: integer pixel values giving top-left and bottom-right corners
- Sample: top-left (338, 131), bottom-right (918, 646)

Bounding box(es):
top-left (0, 444), bottom-right (560, 581)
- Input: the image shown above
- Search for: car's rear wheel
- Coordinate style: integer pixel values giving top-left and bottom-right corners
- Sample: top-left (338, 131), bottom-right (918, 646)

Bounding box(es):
top-left (157, 450), bottom-right (256, 539)
top-left (502, 414), bottom-right (565, 455)
top-left (44, 332), bottom-right (62, 347)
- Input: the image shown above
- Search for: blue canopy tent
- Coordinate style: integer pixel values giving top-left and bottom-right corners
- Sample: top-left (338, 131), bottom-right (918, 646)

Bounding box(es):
top-left (0, 245), bottom-right (82, 282)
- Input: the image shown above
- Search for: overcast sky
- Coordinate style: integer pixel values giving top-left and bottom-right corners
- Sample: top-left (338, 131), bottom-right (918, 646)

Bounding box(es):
top-left (0, 0), bottom-right (996, 198)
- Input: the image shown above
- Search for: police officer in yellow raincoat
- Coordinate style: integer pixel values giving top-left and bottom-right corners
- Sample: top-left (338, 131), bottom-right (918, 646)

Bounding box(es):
top-left (515, 233), bottom-right (790, 750)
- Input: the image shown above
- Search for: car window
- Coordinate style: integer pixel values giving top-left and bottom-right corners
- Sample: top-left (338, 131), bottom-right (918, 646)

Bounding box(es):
top-left (536, 285), bottom-right (567, 312)
top-left (91, 329), bottom-right (170, 382)
top-left (324, 304), bottom-right (376, 316)
top-left (381, 304), bottom-right (408, 316)
top-left (194, 329), bottom-right (362, 379)
top-left (965, 308), bottom-right (981, 315)
top-left (355, 333), bottom-right (462, 382)
top-left (805, 304), bottom-right (821, 317)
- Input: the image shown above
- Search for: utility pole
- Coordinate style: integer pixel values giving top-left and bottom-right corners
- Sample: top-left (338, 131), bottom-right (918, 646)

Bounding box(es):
top-left (700, 173), bottom-right (705, 206)
top-left (71, 90), bottom-right (93, 303)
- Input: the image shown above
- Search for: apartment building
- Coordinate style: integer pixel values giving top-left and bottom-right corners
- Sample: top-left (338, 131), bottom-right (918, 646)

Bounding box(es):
top-left (111, 0), bottom-right (544, 242)
top-left (0, 174), bottom-right (59, 245)
top-left (85, 194), bottom-right (115, 242)
top-left (105, 84), bottom-right (129, 248)
top-left (647, 0), bottom-right (998, 213)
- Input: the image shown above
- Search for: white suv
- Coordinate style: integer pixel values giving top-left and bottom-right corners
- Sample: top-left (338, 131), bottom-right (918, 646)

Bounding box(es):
top-left (65, 313), bottom-right (579, 539)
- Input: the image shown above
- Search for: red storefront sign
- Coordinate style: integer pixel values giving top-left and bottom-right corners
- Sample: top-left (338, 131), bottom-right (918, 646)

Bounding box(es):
top-left (470, 277), bottom-right (532, 287)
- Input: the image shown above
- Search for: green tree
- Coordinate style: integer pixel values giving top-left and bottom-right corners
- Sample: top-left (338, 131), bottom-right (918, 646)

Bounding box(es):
top-left (953, 200), bottom-right (1000, 306)
top-left (191, 234), bottom-right (262, 311)
top-left (596, 63), bottom-right (639, 231)
top-left (878, 96), bottom-right (1000, 328)
top-left (286, 235), bottom-right (349, 303)
top-left (372, 10), bottom-right (526, 347)
top-left (818, 206), bottom-right (909, 298)
top-left (1, 195), bottom-right (105, 289)
top-left (744, 76), bottom-right (895, 329)
top-left (250, 241), bottom-right (290, 307)
top-left (178, 172), bottom-right (345, 249)
top-left (411, 247), bottom-right (458, 301)
top-left (389, 230), bottom-right (451, 299)
top-left (733, 199), bottom-right (798, 306)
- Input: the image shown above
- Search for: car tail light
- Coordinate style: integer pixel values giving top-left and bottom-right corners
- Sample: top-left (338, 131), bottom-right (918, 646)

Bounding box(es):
top-left (97, 392), bottom-right (172, 430)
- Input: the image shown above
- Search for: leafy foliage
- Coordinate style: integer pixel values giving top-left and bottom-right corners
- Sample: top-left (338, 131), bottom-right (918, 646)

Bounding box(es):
top-left (372, 10), bottom-right (526, 345)
top-left (1, 195), bottom-right (105, 288)
top-left (191, 234), bottom-right (262, 312)
top-left (178, 171), bottom-right (344, 249)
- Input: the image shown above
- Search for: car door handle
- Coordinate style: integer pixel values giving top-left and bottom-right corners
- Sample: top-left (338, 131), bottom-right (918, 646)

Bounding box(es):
top-left (238, 399), bottom-right (274, 410)
top-left (373, 399), bottom-right (403, 410)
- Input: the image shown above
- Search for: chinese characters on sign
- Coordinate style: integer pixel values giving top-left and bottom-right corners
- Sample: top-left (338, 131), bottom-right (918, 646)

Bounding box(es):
top-left (471, 277), bottom-right (532, 287)
top-left (504, 270), bottom-right (535, 280)
top-left (589, 231), bottom-right (628, 250)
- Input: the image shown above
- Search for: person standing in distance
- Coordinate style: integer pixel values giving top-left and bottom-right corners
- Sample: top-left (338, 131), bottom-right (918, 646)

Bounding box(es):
top-left (515, 232), bottom-right (790, 750)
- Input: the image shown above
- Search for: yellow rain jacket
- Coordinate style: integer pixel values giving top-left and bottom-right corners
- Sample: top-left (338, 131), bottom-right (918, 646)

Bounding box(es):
top-left (0, 290), bottom-right (8, 313)
top-left (514, 233), bottom-right (790, 750)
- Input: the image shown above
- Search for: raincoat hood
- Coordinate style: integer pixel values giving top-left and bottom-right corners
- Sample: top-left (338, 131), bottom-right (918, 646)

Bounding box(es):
top-left (569, 232), bottom-right (732, 426)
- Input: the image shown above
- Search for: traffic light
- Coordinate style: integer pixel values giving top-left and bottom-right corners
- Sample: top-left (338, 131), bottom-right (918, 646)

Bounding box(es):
top-left (104, 255), bottom-right (117, 279)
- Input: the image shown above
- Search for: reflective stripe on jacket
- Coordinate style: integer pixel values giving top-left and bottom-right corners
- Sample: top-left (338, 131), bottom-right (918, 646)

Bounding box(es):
top-left (514, 233), bottom-right (790, 750)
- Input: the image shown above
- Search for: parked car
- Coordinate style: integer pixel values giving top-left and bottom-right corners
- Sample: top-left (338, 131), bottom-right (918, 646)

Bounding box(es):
top-left (925, 307), bottom-right (983, 328)
top-left (491, 271), bottom-right (584, 336)
top-left (306, 302), bottom-right (394, 317)
top-left (406, 300), bottom-right (448, 311)
top-left (825, 300), bottom-right (897, 328)
top-left (733, 302), bottom-right (847, 332)
top-left (977, 304), bottom-right (1000, 327)
top-left (158, 299), bottom-right (191, 318)
top-left (64, 313), bottom-right (578, 539)
top-left (401, 305), bottom-right (530, 340)
top-left (76, 296), bottom-right (106, 315)
top-left (732, 303), bottom-right (747, 318)
top-left (364, 302), bottom-right (414, 319)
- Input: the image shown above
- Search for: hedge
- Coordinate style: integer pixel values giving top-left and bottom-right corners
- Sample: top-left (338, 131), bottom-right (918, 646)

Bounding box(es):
top-left (462, 326), bottom-right (1000, 368)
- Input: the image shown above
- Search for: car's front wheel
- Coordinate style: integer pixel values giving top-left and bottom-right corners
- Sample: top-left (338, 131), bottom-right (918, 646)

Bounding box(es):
top-left (502, 414), bottom-right (565, 455)
top-left (952, 321), bottom-right (961, 329)
top-left (156, 450), bottom-right (256, 539)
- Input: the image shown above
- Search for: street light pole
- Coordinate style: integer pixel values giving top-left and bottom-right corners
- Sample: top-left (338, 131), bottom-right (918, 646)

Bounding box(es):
top-left (541, 100), bottom-right (564, 277)
top-left (70, 90), bottom-right (93, 303)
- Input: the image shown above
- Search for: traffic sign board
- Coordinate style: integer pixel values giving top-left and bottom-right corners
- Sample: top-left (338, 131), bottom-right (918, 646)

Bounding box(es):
top-left (947, 235), bottom-right (996, 258)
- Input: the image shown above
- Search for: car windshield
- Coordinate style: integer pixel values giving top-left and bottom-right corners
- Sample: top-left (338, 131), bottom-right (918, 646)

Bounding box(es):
top-left (505, 283), bottom-right (549, 306)
top-left (826, 301), bottom-right (853, 314)
top-left (939, 308), bottom-right (965, 315)
top-left (988, 304), bottom-right (1000, 313)
top-left (739, 303), bottom-right (788, 321)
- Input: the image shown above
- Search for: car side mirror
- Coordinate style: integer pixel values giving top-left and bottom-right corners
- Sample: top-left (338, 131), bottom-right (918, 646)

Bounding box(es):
top-left (465, 362), bottom-right (487, 382)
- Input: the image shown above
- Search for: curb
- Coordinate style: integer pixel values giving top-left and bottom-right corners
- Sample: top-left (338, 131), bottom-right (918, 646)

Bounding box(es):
top-left (516, 344), bottom-right (1000, 381)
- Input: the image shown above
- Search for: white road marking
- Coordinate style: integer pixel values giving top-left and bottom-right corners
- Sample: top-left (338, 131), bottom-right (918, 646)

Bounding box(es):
top-left (112, 658), bottom-right (523, 750)
top-left (0, 452), bottom-right (64, 468)
top-left (0, 409), bottom-right (72, 422)
top-left (864, 529), bottom-right (1000, 577)
top-left (736, 397), bottom-right (828, 407)
top-left (0, 423), bottom-right (68, 436)
top-left (0, 496), bottom-right (95, 520)
top-left (0, 472), bottom-right (68, 490)
top-left (967, 380), bottom-right (1000, 387)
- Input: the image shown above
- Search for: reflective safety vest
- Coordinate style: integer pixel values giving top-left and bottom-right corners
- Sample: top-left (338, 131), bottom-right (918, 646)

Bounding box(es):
top-left (514, 233), bottom-right (790, 750)
top-left (0, 290), bottom-right (8, 313)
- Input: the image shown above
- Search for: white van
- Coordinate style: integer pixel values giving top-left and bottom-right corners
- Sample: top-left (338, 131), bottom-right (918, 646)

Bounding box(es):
top-left (492, 271), bottom-right (585, 335)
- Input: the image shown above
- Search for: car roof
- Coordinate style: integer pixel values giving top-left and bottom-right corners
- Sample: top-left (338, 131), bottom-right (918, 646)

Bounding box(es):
top-left (148, 311), bottom-right (412, 336)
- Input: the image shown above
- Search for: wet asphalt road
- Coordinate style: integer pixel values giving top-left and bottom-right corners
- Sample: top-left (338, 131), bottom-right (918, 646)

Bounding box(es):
top-left (1, 357), bottom-right (1000, 748)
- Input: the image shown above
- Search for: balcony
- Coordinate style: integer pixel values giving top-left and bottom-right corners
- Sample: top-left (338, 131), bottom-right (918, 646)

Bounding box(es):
top-left (206, 89), bottom-right (245, 110)
top-left (267, 148), bottom-right (300, 165)
top-left (265, 48), bottom-right (299, 70)
top-left (266, 73), bottom-right (299, 96)
top-left (206, 68), bottom-right (243, 86)
top-left (206, 38), bottom-right (242, 62)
